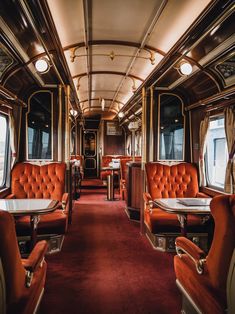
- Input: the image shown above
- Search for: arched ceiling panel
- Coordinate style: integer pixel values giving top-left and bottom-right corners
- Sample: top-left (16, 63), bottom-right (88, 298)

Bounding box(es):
top-left (147, 0), bottom-right (211, 53)
top-left (91, 0), bottom-right (162, 41)
top-left (91, 45), bottom-right (138, 73)
top-left (64, 48), bottom-right (87, 77)
top-left (130, 54), bottom-right (164, 81)
top-left (47, 0), bottom-right (84, 46)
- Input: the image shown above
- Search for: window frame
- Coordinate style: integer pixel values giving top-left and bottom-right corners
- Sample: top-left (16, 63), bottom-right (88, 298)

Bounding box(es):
top-left (0, 113), bottom-right (10, 189)
top-left (205, 114), bottom-right (227, 191)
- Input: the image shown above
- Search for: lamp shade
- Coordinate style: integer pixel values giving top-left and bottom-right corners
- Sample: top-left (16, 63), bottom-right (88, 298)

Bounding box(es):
top-left (128, 121), bottom-right (139, 131)
top-left (35, 58), bottom-right (49, 73)
top-left (179, 62), bottom-right (192, 75)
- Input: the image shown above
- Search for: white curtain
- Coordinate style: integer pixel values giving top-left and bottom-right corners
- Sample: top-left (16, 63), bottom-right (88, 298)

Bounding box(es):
top-left (199, 115), bottom-right (209, 186)
top-left (224, 107), bottom-right (235, 193)
top-left (126, 134), bottom-right (131, 156)
top-left (9, 110), bottom-right (17, 168)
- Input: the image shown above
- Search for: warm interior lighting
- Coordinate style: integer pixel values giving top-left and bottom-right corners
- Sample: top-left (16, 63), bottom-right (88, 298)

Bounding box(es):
top-left (128, 121), bottom-right (139, 131)
top-left (70, 109), bottom-right (78, 117)
top-left (101, 98), bottom-right (105, 111)
top-left (118, 112), bottom-right (124, 118)
top-left (179, 62), bottom-right (192, 75)
top-left (35, 58), bottom-right (49, 73)
top-left (210, 24), bottom-right (220, 36)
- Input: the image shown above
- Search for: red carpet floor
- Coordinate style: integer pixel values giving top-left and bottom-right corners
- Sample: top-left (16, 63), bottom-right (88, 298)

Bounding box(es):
top-left (41, 183), bottom-right (181, 314)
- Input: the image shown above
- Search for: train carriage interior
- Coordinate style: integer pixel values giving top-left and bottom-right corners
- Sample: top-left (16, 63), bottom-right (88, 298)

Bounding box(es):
top-left (0, 0), bottom-right (235, 313)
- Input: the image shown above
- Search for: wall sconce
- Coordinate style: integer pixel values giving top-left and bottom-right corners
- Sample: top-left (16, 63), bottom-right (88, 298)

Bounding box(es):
top-left (101, 98), bottom-right (105, 111)
top-left (128, 121), bottom-right (139, 131)
top-left (179, 61), bottom-right (192, 76)
top-left (35, 57), bottom-right (50, 73)
top-left (70, 109), bottom-right (78, 117)
top-left (118, 112), bottom-right (124, 118)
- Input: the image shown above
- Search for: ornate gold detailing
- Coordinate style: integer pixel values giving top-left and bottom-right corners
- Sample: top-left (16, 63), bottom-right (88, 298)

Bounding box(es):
top-left (70, 46), bottom-right (156, 65)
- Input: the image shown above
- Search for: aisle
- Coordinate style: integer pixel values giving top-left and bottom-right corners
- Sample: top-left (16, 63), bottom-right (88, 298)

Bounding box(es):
top-left (41, 183), bottom-right (181, 314)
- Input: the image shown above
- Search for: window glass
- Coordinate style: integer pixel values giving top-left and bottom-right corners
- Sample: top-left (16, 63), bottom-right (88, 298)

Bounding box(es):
top-left (159, 94), bottom-right (184, 160)
top-left (27, 91), bottom-right (52, 159)
top-left (205, 116), bottom-right (228, 189)
top-left (0, 115), bottom-right (8, 187)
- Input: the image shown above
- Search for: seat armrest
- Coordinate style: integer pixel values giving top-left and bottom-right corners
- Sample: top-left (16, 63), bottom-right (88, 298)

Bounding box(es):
top-left (5, 194), bottom-right (15, 199)
top-left (143, 192), bottom-right (154, 212)
top-left (62, 192), bottom-right (69, 204)
top-left (175, 237), bottom-right (206, 274)
top-left (22, 240), bottom-right (48, 272)
top-left (143, 192), bottom-right (152, 204)
top-left (196, 192), bottom-right (210, 198)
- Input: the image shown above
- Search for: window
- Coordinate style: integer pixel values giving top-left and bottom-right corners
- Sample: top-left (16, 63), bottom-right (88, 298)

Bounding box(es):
top-left (27, 91), bottom-right (52, 160)
top-left (0, 114), bottom-right (9, 187)
top-left (158, 94), bottom-right (184, 160)
top-left (205, 116), bottom-right (228, 189)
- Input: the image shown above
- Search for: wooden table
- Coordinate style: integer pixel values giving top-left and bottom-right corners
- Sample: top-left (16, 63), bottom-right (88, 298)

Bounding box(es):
top-left (153, 198), bottom-right (211, 236)
top-left (0, 199), bottom-right (58, 248)
top-left (101, 166), bottom-right (120, 201)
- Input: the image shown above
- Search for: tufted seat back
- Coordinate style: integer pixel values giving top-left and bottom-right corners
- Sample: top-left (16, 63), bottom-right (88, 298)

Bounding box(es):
top-left (11, 163), bottom-right (66, 201)
top-left (145, 162), bottom-right (199, 199)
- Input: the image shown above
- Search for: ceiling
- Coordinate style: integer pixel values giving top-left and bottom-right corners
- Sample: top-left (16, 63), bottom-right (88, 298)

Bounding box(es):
top-left (46, 0), bottom-right (211, 119)
top-left (0, 0), bottom-right (234, 123)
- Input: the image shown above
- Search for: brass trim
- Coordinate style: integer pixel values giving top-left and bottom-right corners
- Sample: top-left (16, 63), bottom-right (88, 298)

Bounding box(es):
top-left (58, 85), bottom-right (63, 161)
top-left (65, 85), bottom-right (70, 168)
top-left (189, 110), bottom-right (193, 163)
top-left (149, 86), bottom-right (154, 161)
top-left (26, 90), bottom-right (53, 161)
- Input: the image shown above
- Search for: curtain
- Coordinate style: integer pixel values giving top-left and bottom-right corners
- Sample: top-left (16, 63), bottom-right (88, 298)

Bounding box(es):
top-left (224, 107), bottom-right (235, 193)
top-left (126, 134), bottom-right (131, 156)
top-left (199, 115), bottom-right (209, 186)
top-left (9, 110), bottom-right (17, 168)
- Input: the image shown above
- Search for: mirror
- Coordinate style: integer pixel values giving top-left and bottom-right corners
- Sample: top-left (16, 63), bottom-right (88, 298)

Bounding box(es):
top-left (158, 93), bottom-right (184, 160)
top-left (84, 131), bottom-right (96, 157)
top-left (27, 91), bottom-right (52, 160)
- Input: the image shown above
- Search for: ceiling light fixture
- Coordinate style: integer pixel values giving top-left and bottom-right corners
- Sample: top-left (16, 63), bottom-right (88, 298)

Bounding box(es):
top-left (70, 109), bottom-right (78, 117)
top-left (101, 98), bottom-right (105, 111)
top-left (210, 24), bottom-right (221, 36)
top-left (179, 61), bottom-right (193, 76)
top-left (128, 121), bottom-right (139, 131)
top-left (35, 58), bottom-right (50, 73)
top-left (118, 112), bottom-right (124, 118)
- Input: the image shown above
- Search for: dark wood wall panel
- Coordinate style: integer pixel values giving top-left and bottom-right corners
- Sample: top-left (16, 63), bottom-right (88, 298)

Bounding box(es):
top-left (103, 121), bottom-right (125, 155)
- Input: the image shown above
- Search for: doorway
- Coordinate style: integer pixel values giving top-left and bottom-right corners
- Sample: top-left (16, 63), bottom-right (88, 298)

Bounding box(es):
top-left (83, 130), bottom-right (98, 178)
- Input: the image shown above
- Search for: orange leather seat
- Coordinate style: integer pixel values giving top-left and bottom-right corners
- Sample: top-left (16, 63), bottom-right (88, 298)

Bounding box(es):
top-left (174, 194), bottom-right (235, 314)
top-left (6, 162), bottom-right (69, 236)
top-left (0, 210), bottom-right (48, 314)
top-left (100, 155), bottom-right (123, 180)
top-left (144, 162), bottom-right (208, 234)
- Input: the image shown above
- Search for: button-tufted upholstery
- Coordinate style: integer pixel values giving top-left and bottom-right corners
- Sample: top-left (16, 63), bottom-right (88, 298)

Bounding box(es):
top-left (146, 162), bottom-right (200, 199)
top-left (11, 163), bottom-right (66, 200)
top-left (7, 162), bottom-right (69, 235)
top-left (144, 162), bottom-right (208, 233)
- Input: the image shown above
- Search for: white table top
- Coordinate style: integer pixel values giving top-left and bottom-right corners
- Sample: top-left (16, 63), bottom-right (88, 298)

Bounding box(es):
top-left (0, 199), bottom-right (58, 215)
top-left (153, 198), bottom-right (212, 215)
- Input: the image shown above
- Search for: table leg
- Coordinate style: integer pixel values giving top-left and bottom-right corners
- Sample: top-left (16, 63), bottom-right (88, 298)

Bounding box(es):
top-left (177, 214), bottom-right (187, 237)
top-left (30, 215), bottom-right (40, 249)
